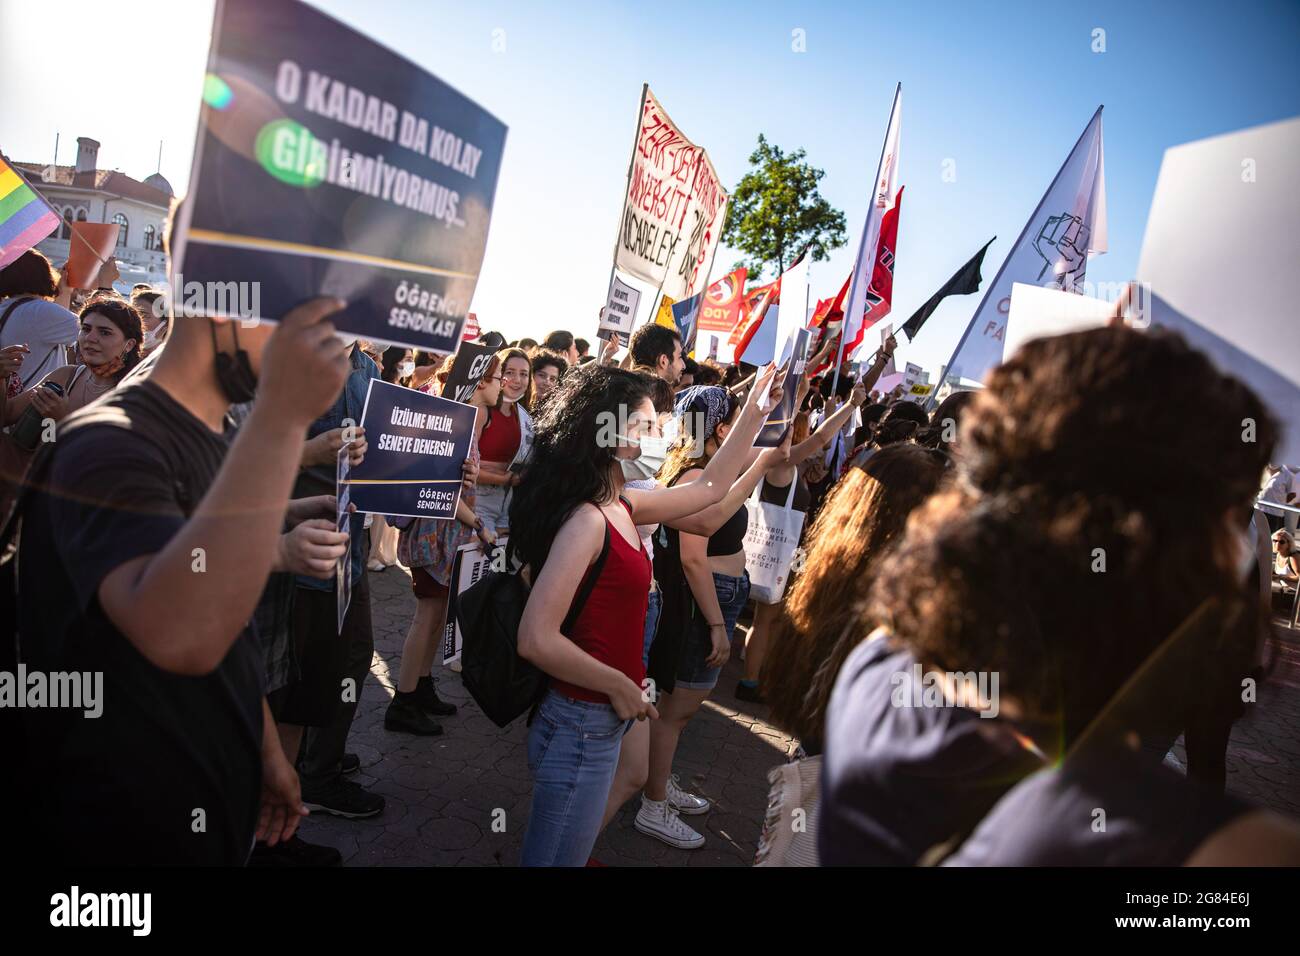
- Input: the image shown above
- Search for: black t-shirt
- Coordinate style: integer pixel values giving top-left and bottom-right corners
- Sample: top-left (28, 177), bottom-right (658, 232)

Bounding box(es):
top-left (16, 379), bottom-right (263, 865)
top-left (944, 746), bottom-right (1250, 866)
top-left (819, 634), bottom-right (1044, 865)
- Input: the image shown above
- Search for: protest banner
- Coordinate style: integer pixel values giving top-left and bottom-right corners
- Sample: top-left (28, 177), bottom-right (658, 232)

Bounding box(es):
top-left (612, 86), bottom-right (728, 304)
top-left (442, 339), bottom-right (498, 404)
top-left (757, 327), bottom-right (810, 447)
top-left (598, 274), bottom-right (641, 346)
top-left (335, 441), bottom-right (353, 632)
top-left (442, 537), bottom-right (507, 665)
top-left (462, 312), bottom-right (480, 341)
top-left (345, 379), bottom-right (476, 519)
top-left (174, 0), bottom-right (507, 354)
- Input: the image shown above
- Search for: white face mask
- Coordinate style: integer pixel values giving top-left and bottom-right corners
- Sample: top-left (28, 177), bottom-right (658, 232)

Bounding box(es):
top-left (618, 433), bottom-right (670, 482)
top-left (399, 360), bottom-right (416, 378)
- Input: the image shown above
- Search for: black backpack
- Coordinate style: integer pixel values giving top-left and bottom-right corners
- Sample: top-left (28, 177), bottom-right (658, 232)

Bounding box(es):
top-left (457, 524), bottom-right (610, 727)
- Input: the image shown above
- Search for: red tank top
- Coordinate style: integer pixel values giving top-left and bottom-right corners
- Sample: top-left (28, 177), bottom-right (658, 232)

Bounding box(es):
top-left (478, 406), bottom-right (521, 464)
top-left (552, 500), bottom-right (652, 704)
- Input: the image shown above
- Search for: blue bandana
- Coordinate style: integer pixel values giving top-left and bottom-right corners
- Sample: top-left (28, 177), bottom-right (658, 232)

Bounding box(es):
top-left (673, 385), bottom-right (735, 443)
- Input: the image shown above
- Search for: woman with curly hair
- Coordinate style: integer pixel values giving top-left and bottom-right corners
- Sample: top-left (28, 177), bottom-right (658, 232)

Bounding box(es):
top-left (511, 362), bottom-right (782, 866)
top-left (820, 326), bottom-right (1294, 865)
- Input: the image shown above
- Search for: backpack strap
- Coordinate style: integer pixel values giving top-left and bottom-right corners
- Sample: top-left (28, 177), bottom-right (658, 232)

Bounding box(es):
top-left (0, 296), bottom-right (34, 337)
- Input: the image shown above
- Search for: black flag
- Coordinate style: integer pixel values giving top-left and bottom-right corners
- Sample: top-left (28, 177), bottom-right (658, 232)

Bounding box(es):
top-left (900, 237), bottom-right (995, 341)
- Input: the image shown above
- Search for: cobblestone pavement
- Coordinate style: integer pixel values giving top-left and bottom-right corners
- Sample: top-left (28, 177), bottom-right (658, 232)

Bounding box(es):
top-left (300, 566), bottom-right (1300, 865)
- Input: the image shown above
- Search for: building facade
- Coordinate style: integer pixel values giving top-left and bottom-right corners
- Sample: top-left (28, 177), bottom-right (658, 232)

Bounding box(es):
top-left (13, 136), bottom-right (173, 289)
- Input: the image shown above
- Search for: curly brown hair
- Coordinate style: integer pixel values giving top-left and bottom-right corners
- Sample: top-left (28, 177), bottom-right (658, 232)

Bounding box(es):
top-left (867, 326), bottom-right (1276, 745)
top-left (762, 442), bottom-right (951, 744)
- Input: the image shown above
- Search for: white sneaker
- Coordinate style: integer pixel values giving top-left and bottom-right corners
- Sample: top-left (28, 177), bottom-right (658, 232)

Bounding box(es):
top-left (666, 773), bottom-right (711, 815)
top-left (635, 799), bottom-right (706, 849)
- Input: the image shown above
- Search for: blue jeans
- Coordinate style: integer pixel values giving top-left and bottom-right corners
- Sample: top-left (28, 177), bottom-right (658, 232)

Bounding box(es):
top-left (520, 690), bottom-right (632, 866)
top-left (676, 570), bottom-right (750, 690)
top-left (642, 586), bottom-right (662, 668)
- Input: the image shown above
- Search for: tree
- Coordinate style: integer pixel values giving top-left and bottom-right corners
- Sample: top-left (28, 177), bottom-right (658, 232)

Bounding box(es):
top-left (722, 134), bottom-right (847, 281)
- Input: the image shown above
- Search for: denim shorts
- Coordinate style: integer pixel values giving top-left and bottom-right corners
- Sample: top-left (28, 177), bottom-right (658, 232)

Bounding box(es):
top-left (675, 570), bottom-right (750, 691)
top-left (520, 689), bottom-right (633, 867)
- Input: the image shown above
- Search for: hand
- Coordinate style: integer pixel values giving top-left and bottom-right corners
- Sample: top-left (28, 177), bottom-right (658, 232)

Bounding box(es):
top-left (301, 425), bottom-right (365, 468)
top-left (461, 454), bottom-right (479, 491)
top-left (705, 623), bottom-right (731, 667)
top-left (30, 385), bottom-right (69, 422)
top-left (744, 363), bottom-right (784, 415)
top-left (599, 336), bottom-right (619, 366)
top-left (94, 256), bottom-right (121, 290)
top-left (509, 471), bottom-right (522, 487)
top-left (850, 382), bottom-right (868, 407)
top-left (257, 743), bottom-right (308, 847)
top-left (276, 518), bottom-right (349, 578)
top-left (475, 522), bottom-right (497, 554)
top-left (881, 335), bottom-right (898, 358)
top-left (608, 675), bottom-right (660, 722)
top-left (257, 297), bottom-right (351, 428)
top-left (286, 494), bottom-right (338, 526)
top-left (0, 344), bottom-right (28, 376)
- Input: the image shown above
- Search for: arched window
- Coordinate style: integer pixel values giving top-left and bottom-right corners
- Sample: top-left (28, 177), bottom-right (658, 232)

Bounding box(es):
top-left (61, 208), bottom-right (74, 240)
top-left (76, 208), bottom-right (87, 221)
top-left (112, 212), bottom-right (129, 247)
top-left (143, 225), bottom-right (156, 251)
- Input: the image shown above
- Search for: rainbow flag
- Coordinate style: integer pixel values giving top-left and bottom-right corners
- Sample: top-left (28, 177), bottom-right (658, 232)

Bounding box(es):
top-left (0, 155), bottom-right (60, 271)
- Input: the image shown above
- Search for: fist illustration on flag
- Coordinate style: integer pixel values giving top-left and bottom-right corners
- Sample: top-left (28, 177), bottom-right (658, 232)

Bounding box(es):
top-left (1034, 213), bottom-right (1090, 288)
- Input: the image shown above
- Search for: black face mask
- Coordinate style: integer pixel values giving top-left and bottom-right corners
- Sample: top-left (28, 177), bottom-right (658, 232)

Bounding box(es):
top-left (210, 321), bottom-right (258, 404)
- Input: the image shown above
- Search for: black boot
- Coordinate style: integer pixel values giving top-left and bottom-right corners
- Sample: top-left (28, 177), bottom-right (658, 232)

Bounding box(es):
top-left (385, 691), bottom-right (443, 736)
top-left (417, 675), bottom-right (458, 717)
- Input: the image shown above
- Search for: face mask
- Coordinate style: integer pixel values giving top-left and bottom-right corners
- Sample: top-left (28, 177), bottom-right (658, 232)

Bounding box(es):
top-left (210, 321), bottom-right (258, 404)
top-left (399, 360), bottom-right (416, 378)
top-left (619, 433), bottom-right (670, 481)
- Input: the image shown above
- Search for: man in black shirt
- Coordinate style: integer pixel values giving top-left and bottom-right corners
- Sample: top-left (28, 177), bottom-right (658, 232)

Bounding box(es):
top-left (13, 295), bottom-right (350, 865)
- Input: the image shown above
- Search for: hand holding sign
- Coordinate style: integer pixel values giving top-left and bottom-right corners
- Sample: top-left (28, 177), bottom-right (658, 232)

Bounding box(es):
top-left (279, 517), bottom-right (349, 578)
top-left (259, 296), bottom-right (351, 428)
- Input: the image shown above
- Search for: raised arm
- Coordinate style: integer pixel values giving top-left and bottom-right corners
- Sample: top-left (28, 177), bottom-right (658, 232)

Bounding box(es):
top-left (790, 382), bottom-right (866, 466)
top-left (624, 364), bottom-right (783, 527)
top-left (669, 438), bottom-right (790, 536)
top-left (95, 300), bottom-right (351, 675)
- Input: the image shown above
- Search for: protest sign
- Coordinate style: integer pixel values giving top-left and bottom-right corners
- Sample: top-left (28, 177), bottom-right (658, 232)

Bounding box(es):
top-left (598, 274), bottom-right (641, 346)
top-left (65, 222), bottom-right (119, 288)
top-left (1137, 117), bottom-right (1300, 463)
top-left (442, 537), bottom-right (507, 665)
top-left (613, 87), bottom-right (728, 303)
top-left (1004, 281), bottom-right (1112, 359)
top-left (442, 339), bottom-right (498, 404)
top-left (336, 441), bottom-right (353, 632)
top-left (175, 0), bottom-right (507, 354)
top-left (757, 327), bottom-right (810, 447)
top-left (345, 379), bottom-right (475, 519)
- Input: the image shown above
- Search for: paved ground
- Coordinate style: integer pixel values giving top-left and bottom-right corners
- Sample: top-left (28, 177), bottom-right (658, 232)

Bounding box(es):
top-left (300, 565), bottom-right (1300, 865)
top-left (299, 564), bottom-right (796, 866)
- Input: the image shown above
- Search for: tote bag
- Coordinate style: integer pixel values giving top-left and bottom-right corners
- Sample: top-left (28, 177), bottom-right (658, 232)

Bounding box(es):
top-left (743, 480), bottom-right (805, 605)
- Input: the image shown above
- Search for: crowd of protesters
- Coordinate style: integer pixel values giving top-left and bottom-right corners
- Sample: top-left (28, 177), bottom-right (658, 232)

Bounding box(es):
top-left (2, 201), bottom-right (1298, 868)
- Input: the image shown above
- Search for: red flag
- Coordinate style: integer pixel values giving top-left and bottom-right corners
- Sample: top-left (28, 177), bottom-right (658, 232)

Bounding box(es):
top-left (842, 185), bottom-right (903, 359)
top-left (728, 277), bottom-right (779, 364)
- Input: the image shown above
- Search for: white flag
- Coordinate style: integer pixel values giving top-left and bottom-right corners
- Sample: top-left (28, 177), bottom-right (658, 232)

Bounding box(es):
top-left (937, 107), bottom-right (1106, 392)
top-left (838, 83), bottom-right (903, 369)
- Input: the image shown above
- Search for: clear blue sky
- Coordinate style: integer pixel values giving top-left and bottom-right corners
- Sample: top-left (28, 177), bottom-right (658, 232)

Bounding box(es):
top-left (3, 0), bottom-right (1297, 372)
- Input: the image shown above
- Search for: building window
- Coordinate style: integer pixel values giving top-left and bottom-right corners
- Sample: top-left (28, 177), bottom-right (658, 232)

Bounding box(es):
top-left (76, 208), bottom-right (87, 221)
top-left (112, 213), bottom-right (129, 247)
top-left (61, 208), bottom-right (74, 240)
top-left (143, 225), bottom-right (156, 251)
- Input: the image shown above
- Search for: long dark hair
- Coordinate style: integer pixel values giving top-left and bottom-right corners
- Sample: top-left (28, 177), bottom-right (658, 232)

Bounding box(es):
top-left (507, 364), bottom-right (651, 571)
top-left (762, 443), bottom-right (951, 744)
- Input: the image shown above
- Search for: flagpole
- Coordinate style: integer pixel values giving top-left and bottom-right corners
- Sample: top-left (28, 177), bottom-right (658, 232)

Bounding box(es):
top-left (929, 105), bottom-right (1104, 409)
top-left (604, 83), bottom-right (649, 339)
top-left (831, 81), bottom-right (900, 398)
